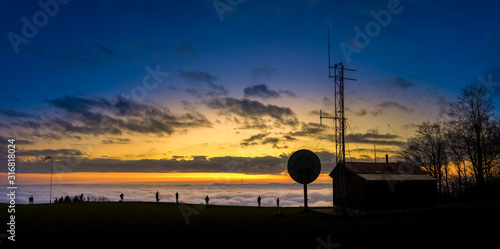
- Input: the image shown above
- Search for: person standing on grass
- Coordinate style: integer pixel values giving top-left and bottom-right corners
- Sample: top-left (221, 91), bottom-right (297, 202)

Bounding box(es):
top-left (276, 198), bottom-right (280, 208)
top-left (257, 196), bottom-right (261, 207)
top-left (205, 195), bottom-right (210, 206)
top-left (175, 192), bottom-right (179, 203)
top-left (155, 191), bottom-right (160, 202)
top-left (120, 193), bottom-right (124, 202)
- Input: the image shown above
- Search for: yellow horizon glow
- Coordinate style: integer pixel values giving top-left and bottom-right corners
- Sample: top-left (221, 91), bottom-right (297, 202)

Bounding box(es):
top-left (0, 172), bottom-right (332, 185)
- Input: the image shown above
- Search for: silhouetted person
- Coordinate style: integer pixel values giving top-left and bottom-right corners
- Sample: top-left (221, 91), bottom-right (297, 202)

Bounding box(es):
top-left (29, 196), bottom-right (33, 204)
top-left (276, 198), bottom-right (280, 208)
top-left (156, 191), bottom-right (160, 202)
top-left (257, 196), bottom-right (261, 207)
top-left (120, 193), bottom-right (124, 202)
top-left (205, 195), bottom-right (209, 205)
top-left (80, 193), bottom-right (84, 201)
top-left (175, 192), bottom-right (179, 203)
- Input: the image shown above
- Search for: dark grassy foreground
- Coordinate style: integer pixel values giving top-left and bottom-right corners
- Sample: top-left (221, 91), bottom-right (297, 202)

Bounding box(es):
top-left (2, 198), bottom-right (500, 248)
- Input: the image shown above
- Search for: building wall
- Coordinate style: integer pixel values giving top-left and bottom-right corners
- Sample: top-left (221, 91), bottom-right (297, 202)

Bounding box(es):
top-left (364, 180), bottom-right (436, 211)
top-left (333, 175), bottom-right (437, 211)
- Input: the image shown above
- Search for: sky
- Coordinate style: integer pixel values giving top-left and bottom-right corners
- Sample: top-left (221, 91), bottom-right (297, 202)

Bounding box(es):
top-left (1, 0), bottom-right (500, 185)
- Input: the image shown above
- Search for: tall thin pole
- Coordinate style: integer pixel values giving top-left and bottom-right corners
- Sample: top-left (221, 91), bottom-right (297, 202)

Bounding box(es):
top-left (328, 26), bottom-right (331, 74)
top-left (303, 171), bottom-right (308, 211)
top-left (50, 157), bottom-right (53, 204)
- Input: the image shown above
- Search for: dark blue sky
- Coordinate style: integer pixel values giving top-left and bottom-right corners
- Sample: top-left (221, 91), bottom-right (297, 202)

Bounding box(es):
top-left (1, 0), bottom-right (500, 177)
top-left (3, 0), bottom-right (499, 109)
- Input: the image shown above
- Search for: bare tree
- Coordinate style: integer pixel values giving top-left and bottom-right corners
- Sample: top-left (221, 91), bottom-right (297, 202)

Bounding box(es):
top-left (446, 128), bottom-right (469, 196)
top-left (400, 121), bottom-right (449, 196)
top-left (447, 84), bottom-right (499, 190)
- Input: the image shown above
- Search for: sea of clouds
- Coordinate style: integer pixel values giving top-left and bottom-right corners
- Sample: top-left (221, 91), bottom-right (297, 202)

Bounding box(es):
top-left (1, 183), bottom-right (333, 207)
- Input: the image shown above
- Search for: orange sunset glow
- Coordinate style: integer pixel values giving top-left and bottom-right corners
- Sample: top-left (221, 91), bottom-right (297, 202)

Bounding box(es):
top-left (2, 172), bottom-right (333, 185)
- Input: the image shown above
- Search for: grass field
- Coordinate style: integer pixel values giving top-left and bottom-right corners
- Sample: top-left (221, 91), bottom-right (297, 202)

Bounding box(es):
top-left (2, 198), bottom-right (499, 248)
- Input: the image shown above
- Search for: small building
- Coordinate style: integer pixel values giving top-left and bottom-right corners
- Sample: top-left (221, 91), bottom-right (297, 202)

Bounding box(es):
top-left (329, 158), bottom-right (437, 214)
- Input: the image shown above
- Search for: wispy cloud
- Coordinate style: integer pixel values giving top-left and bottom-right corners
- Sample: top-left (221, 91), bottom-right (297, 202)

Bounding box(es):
top-left (251, 64), bottom-right (279, 83)
top-left (0, 109), bottom-right (39, 119)
top-left (178, 70), bottom-right (228, 98)
top-left (240, 132), bottom-right (288, 149)
top-left (25, 40), bottom-right (124, 67)
top-left (171, 41), bottom-right (198, 58)
top-left (243, 84), bottom-right (280, 99)
top-left (385, 76), bottom-right (415, 89)
top-left (373, 101), bottom-right (412, 115)
top-left (346, 130), bottom-right (404, 146)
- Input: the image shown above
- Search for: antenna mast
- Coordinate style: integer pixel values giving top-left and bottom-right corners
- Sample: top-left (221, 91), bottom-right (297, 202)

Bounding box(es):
top-left (323, 26), bottom-right (356, 215)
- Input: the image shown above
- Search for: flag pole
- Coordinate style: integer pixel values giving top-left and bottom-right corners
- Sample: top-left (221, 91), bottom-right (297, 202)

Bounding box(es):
top-left (50, 156), bottom-right (54, 204)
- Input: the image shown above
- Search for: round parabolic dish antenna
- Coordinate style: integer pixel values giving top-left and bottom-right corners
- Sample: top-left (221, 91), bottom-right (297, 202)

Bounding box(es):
top-left (287, 149), bottom-right (321, 184)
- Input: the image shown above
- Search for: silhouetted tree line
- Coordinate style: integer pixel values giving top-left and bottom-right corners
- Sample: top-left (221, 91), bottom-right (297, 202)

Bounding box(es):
top-left (400, 84), bottom-right (500, 200)
top-left (54, 194), bottom-right (109, 203)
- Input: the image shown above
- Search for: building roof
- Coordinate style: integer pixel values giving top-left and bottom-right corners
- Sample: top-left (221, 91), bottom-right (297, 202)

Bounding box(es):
top-left (357, 174), bottom-right (436, 181)
top-left (329, 162), bottom-right (430, 177)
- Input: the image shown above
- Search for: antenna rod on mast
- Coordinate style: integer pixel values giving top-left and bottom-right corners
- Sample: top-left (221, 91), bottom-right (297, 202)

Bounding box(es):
top-left (328, 26), bottom-right (331, 74)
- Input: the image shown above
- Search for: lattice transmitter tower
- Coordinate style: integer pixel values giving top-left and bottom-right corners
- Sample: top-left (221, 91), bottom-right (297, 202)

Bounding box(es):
top-left (321, 27), bottom-right (356, 215)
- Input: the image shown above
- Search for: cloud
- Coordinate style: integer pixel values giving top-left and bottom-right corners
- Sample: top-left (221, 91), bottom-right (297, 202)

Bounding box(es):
top-left (0, 183), bottom-right (333, 207)
top-left (171, 41), bottom-right (197, 58)
top-left (26, 41), bottom-right (123, 67)
top-left (346, 130), bottom-right (405, 146)
top-left (373, 101), bottom-right (411, 115)
top-left (401, 123), bottom-right (418, 130)
top-left (322, 96), bottom-right (334, 107)
top-left (102, 138), bottom-right (132, 144)
top-left (0, 135), bottom-right (34, 145)
top-left (288, 122), bottom-right (324, 137)
top-left (354, 108), bottom-right (368, 116)
top-left (0, 109), bottom-right (39, 119)
top-left (243, 84), bottom-right (296, 100)
top-left (88, 40), bottom-right (122, 60)
top-left (240, 133), bottom-right (268, 147)
top-left (243, 84), bottom-right (280, 99)
top-left (47, 95), bottom-right (111, 114)
top-left (8, 154), bottom-right (292, 175)
top-left (178, 70), bottom-right (228, 97)
top-left (243, 133), bottom-right (268, 142)
top-left (39, 95), bottom-right (213, 137)
top-left (239, 133), bottom-right (289, 149)
top-left (15, 149), bottom-right (87, 163)
top-left (385, 76), bottom-right (415, 89)
top-left (278, 89), bottom-right (297, 98)
top-left (178, 70), bottom-right (217, 88)
top-left (204, 97), bottom-right (298, 128)
top-left (261, 137), bottom-right (287, 149)
top-left (251, 64), bottom-right (279, 83)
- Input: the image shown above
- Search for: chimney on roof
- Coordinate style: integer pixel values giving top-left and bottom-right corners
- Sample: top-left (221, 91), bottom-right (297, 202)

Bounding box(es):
top-left (386, 154), bottom-right (389, 164)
